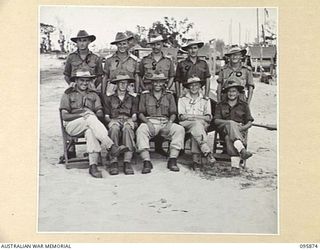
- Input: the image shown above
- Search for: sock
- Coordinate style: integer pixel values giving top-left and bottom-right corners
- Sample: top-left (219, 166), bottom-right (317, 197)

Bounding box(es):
top-left (140, 150), bottom-right (150, 161)
top-left (231, 156), bottom-right (241, 168)
top-left (233, 140), bottom-right (245, 153)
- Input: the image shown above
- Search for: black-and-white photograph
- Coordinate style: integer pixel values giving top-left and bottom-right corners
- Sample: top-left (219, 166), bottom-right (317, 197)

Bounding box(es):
top-left (38, 6), bottom-right (278, 233)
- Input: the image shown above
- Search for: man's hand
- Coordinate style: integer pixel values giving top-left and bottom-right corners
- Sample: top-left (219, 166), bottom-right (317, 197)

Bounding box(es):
top-left (105, 115), bottom-right (111, 123)
top-left (81, 109), bottom-right (95, 119)
top-left (146, 121), bottom-right (156, 137)
top-left (160, 121), bottom-right (172, 136)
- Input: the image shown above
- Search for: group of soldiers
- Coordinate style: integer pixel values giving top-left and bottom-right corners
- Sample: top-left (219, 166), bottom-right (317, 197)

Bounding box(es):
top-left (59, 29), bottom-right (254, 178)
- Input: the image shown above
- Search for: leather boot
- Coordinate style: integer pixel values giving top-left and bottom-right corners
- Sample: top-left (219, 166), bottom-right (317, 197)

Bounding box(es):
top-left (167, 158), bottom-right (179, 172)
top-left (109, 162), bottom-right (119, 175)
top-left (141, 161), bottom-right (152, 174)
top-left (124, 162), bottom-right (134, 175)
top-left (89, 164), bottom-right (102, 178)
top-left (240, 148), bottom-right (253, 160)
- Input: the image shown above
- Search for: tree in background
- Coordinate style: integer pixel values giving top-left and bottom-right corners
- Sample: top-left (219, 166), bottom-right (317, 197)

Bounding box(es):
top-left (149, 17), bottom-right (194, 48)
top-left (132, 17), bottom-right (194, 48)
top-left (40, 23), bottom-right (55, 52)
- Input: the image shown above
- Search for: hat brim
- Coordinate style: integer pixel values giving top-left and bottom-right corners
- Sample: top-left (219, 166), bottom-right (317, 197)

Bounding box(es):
top-left (70, 75), bottom-right (96, 82)
top-left (147, 38), bottom-right (166, 44)
top-left (183, 80), bottom-right (204, 89)
top-left (222, 84), bottom-right (244, 93)
top-left (110, 35), bottom-right (134, 45)
top-left (110, 77), bottom-right (135, 84)
top-left (181, 42), bottom-right (204, 51)
top-left (225, 49), bottom-right (247, 57)
top-left (71, 35), bottom-right (96, 43)
top-left (147, 77), bottom-right (168, 81)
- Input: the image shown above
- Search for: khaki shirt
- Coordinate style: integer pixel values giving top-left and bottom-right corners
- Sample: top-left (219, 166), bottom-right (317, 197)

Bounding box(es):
top-left (102, 92), bottom-right (139, 118)
top-left (175, 57), bottom-right (211, 86)
top-left (214, 99), bottom-right (254, 124)
top-left (64, 50), bottom-right (103, 78)
top-left (103, 52), bottom-right (139, 80)
top-left (139, 90), bottom-right (177, 118)
top-left (60, 87), bottom-right (102, 114)
top-left (178, 92), bottom-right (212, 118)
top-left (138, 52), bottom-right (175, 79)
top-left (217, 63), bottom-right (254, 91)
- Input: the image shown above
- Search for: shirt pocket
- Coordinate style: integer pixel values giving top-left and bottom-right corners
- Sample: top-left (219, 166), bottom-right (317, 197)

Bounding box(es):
top-left (221, 108), bottom-right (230, 119)
top-left (160, 99), bottom-right (170, 116)
top-left (146, 103), bottom-right (157, 116)
top-left (84, 95), bottom-right (96, 111)
top-left (125, 62), bottom-right (135, 73)
top-left (69, 95), bottom-right (81, 110)
top-left (235, 109), bottom-right (245, 122)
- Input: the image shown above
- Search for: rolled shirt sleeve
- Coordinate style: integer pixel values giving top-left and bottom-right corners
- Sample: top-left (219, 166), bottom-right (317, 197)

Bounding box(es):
top-left (93, 94), bottom-right (103, 112)
top-left (168, 60), bottom-right (175, 78)
top-left (246, 69), bottom-right (254, 88)
top-left (63, 57), bottom-right (72, 77)
top-left (245, 104), bottom-right (254, 123)
top-left (59, 93), bottom-right (71, 112)
top-left (204, 99), bottom-right (212, 118)
top-left (102, 96), bottom-right (111, 116)
top-left (214, 103), bottom-right (222, 120)
top-left (177, 97), bottom-right (187, 116)
top-left (175, 62), bottom-right (182, 82)
top-left (132, 96), bottom-right (139, 115)
top-left (204, 61), bottom-right (211, 79)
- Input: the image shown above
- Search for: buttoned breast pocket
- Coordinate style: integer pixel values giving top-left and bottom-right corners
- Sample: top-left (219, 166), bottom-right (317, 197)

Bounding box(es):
top-left (84, 95), bottom-right (96, 110)
top-left (70, 60), bottom-right (82, 72)
top-left (235, 109), bottom-right (245, 121)
top-left (69, 95), bottom-right (81, 110)
top-left (160, 99), bottom-right (170, 116)
top-left (125, 61), bottom-right (135, 73)
top-left (221, 108), bottom-right (230, 119)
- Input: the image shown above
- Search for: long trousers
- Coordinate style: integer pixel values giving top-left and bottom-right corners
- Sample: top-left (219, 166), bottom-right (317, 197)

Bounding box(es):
top-left (65, 115), bottom-right (114, 165)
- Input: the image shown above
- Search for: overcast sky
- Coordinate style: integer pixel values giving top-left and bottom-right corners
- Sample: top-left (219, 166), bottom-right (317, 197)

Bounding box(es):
top-left (40, 6), bottom-right (277, 49)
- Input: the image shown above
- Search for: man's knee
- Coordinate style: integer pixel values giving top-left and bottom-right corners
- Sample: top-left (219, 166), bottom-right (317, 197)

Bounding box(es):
top-left (109, 124), bottom-right (120, 133)
top-left (123, 123), bottom-right (134, 133)
top-left (137, 123), bottom-right (149, 135)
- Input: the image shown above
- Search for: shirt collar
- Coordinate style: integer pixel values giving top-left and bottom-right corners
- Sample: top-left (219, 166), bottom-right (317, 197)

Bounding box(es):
top-left (186, 56), bottom-right (200, 64)
top-left (185, 91), bottom-right (203, 102)
top-left (149, 51), bottom-right (165, 60)
top-left (113, 51), bottom-right (130, 61)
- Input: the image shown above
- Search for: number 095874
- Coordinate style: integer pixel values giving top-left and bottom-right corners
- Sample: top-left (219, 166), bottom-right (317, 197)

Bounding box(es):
top-left (300, 244), bottom-right (318, 248)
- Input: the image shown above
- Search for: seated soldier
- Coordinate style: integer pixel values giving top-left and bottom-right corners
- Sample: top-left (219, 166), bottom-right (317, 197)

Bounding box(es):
top-left (178, 75), bottom-right (216, 169)
top-left (60, 68), bottom-right (129, 178)
top-left (214, 78), bottom-right (253, 172)
top-left (102, 72), bottom-right (139, 176)
top-left (136, 72), bottom-right (185, 174)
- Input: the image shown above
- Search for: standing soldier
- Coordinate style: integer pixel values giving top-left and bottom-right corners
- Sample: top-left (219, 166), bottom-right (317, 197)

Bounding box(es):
top-left (64, 30), bottom-right (103, 88)
top-left (175, 40), bottom-right (211, 99)
top-left (102, 72), bottom-right (139, 176)
top-left (138, 34), bottom-right (175, 92)
top-left (216, 45), bottom-right (254, 105)
top-left (102, 32), bottom-right (140, 96)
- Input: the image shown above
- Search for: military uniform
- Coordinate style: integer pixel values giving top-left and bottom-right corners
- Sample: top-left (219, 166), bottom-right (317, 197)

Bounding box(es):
top-left (103, 52), bottom-right (139, 95)
top-left (175, 56), bottom-right (211, 87)
top-left (64, 50), bottom-right (103, 86)
top-left (102, 92), bottom-right (139, 163)
top-left (214, 98), bottom-right (254, 156)
top-left (60, 87), bottom-right (114, 166)
top-left (138, 52), bottom-right (175, 88)
top-left (217, 63), bottom-right (254, 102)
top-left (136, 90), bottom-right (185, 159)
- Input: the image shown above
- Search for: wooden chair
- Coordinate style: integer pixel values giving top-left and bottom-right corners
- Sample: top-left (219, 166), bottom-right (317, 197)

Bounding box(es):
top-left (59, 109), bottom-right (89, 167)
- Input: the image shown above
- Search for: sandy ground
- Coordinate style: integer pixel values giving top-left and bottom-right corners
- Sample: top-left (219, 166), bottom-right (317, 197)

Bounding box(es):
top-left (38, 54), bottom-right (278, 233)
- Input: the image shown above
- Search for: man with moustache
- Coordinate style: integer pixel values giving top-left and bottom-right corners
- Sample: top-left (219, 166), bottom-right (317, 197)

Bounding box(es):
top-left (102, 32), bottom-right (139, 96)
top-left (175, 40), bottom-right (211, 99)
